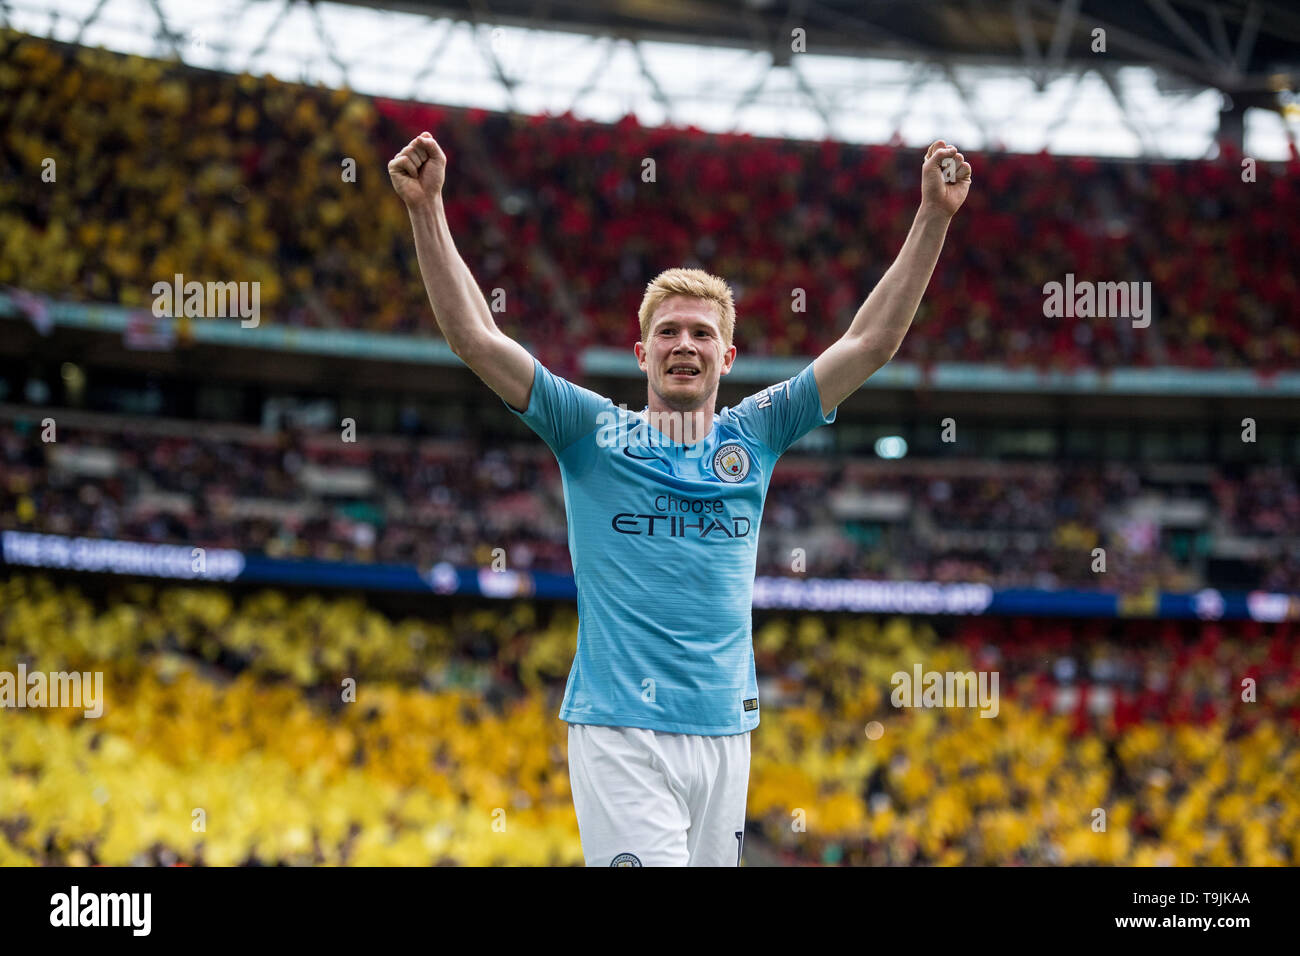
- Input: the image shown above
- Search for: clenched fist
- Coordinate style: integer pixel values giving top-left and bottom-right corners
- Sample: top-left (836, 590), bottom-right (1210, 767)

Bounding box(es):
top-left (920, 140), bottom-right (972, 218)
top-left (388, 131), bottom-right (446, 208)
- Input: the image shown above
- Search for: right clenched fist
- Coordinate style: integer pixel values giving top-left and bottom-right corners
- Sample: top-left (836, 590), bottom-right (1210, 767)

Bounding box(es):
top-left (388, 131), bottom-right (446, 207)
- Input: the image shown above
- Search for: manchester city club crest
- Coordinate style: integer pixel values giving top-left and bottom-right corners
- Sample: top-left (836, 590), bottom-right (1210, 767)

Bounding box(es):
top-left (610, 852), bottom-right (642, 867)
top-left (712, 442), bottom-right (751, 482)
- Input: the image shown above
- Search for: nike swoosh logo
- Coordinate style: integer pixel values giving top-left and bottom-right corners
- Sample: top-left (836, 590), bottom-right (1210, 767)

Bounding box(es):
top-left (622, 445), bottom-right (660, 461)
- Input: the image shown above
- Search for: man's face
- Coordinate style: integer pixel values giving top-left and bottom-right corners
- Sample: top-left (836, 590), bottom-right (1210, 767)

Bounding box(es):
top-left (635, 295), bottom-right (736, 412)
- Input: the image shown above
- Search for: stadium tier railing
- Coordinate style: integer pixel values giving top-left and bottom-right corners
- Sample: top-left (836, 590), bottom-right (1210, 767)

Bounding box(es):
top-left (7, 291), bottom-right (1300, 396)
top-left (3, 529), bottom-right (1297, 621)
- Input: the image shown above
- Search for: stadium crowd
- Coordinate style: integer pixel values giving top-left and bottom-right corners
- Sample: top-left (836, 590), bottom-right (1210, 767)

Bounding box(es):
top-left (4, 29), bottom-right (1299, 373)
top-left (4, 20), bottom-right (1299, 874)
top-left (2, 575), bottom-right (1296, 866)
top-left (4, 413), bottom-right (1297, 591)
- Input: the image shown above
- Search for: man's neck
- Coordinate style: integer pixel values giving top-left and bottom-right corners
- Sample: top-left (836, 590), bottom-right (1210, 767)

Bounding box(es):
top-left (643, 393), bottom-right (717, 445)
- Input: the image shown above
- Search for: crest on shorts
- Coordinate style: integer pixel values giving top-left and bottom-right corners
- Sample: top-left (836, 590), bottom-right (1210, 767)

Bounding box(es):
top-left (712, 443), bottom-right (751, 482)
top-left (611, 852), bottom-right (642, 867)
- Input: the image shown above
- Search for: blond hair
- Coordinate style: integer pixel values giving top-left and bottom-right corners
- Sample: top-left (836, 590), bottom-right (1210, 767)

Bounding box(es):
top-left (637, 268), bottom-right (736, 348)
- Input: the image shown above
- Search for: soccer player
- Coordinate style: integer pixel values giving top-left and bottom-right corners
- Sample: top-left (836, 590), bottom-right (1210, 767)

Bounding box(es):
top-left (389, 131), bottom-right (971, 866)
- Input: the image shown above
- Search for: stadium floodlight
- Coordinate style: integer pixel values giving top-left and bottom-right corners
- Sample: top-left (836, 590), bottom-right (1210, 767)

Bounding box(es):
top-left (875, 435), bottom-right (908, 459)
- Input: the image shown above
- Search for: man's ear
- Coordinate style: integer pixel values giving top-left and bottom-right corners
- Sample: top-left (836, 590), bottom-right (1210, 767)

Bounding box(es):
top-left (719, 344), bottom-right (737, 375)
top-left (634, 341), bottom-right (647, 371)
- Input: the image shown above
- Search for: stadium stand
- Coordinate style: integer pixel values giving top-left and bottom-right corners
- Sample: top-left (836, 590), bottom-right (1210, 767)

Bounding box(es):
top-left (2, 575), bottom-right (1296, 866)
top-left (4, 409), bottom-right (1297, 590)
top-left (4, 17), bottom-right (1298, 874)
top-left (4, 28), bottom-right (1298, 371)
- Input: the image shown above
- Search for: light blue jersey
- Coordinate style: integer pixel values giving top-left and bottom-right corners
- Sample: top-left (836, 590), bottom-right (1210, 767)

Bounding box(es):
top-left (505, 357), bottom-right (836, 735)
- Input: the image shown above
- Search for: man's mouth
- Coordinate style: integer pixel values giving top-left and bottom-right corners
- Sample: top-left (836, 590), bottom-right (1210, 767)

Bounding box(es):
top-left (667, 365), bottom-right (700, 377)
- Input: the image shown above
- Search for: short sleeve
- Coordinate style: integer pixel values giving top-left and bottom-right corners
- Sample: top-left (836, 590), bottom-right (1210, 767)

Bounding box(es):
top-left (726, 362), bottom-right (837, 457)
top-left (504, 357), bottom-right (613, 456)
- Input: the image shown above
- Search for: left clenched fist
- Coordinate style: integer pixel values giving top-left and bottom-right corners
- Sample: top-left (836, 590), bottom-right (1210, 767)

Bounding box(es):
top-left (921, 140), bottom-right (972, 218)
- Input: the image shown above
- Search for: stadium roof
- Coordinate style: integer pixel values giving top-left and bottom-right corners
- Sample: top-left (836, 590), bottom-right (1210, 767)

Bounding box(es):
top-left (354, 0), bottom-right (1299, 92)
top-left (8, 0), bottom-right (1299, 157)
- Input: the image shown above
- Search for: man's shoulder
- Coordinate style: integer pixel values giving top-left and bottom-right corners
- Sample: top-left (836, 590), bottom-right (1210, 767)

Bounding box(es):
top-left (542, 363), bottom-right (618, 406)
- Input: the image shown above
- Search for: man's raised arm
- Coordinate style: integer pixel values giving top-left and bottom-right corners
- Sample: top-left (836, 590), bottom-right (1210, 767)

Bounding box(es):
top-left (812, 140), bottom-right (973, 416)
top-left (388, 131), bottom-right (536, 411)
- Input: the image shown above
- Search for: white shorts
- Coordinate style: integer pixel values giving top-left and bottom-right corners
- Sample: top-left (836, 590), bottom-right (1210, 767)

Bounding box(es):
top-left (567, 723), bottom-right (751, 867)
